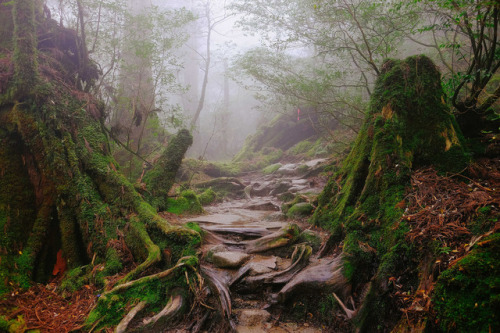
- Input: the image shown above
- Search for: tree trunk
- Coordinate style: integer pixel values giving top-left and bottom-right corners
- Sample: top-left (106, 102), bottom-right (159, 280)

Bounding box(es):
top-left (0, 6), bottom-right (199, 331)
top-left (312, 55), bottom-right (468, 330)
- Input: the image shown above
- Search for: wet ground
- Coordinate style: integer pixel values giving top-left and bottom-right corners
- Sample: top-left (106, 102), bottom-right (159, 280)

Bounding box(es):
top-left (183, 160), bottom-right (332, 332)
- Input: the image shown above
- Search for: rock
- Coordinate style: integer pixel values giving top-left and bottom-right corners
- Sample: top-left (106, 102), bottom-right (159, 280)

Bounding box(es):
top-left (277, 163), bottom-right (298, 175)
top-left (288, 185), bottom-right (308, 193)
top-left (205, 244), bottom-right (227, 263)
top-left (286, 202), bottom-right (314, 218)
top-left (269, 181), bottom-right (292, 196)
top-left (243, 201), bottom-right (280, 211)
top-left (251, 181), bottom-right (274, 196)
top-left (212, 251), bottom-right (250, 268)
top-left (291, 179), bottom-right (309, 186)
top-left (248, 256), bottom-right (277, 275)
top-left (248, 263), bottom-right (273, 275)
top-left (235, 309), bottom-right (271, 326)
top-left (305, 158), bottom-right (327, 168)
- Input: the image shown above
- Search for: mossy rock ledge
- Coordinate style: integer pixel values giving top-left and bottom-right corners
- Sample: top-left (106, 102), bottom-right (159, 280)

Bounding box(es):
top-left (312, 55), bottom-right (468, 331)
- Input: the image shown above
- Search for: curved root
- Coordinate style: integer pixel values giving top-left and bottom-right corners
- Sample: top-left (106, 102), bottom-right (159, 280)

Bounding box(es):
top-left (139, 290), bottom-right (185, 329)
top-left (115, 301), bottom-right (147, 333)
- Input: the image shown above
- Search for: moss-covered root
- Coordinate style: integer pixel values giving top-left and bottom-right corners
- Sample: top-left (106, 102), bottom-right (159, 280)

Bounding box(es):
top-left (246, 223), bottom-right (301, 253)
top-left (87, 256), bottom-right (197, 331)
top-left (144, 129), bottom-right (193, 211)
top-left (119, 221), bottom-right (161, 283)
top-left (140, 288), bottom-right (185, 330)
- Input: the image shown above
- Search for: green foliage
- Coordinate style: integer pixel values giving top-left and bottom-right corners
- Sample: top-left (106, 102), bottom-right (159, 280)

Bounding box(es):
top-left (433, 233), bottom-right (500, 332)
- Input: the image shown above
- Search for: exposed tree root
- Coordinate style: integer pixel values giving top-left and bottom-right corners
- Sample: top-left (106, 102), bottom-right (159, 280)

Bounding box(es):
top-left (243, 244), bottom-right (312, 289)
top-left (201, 265), bottom-right (236, 331)
top-left (104, 257), bottom-right (193, 296)
top-left (277, 254), bottom-right (349, 303)
top-left (245, 224), bottom-right (300, 253)
top-left (138, 289), bottom-right (185, 330)
top-left (115, 301), bottom-right (147, 333)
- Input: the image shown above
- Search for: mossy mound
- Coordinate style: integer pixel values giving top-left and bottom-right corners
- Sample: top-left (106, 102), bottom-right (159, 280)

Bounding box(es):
top-left (432, 234), bottom-right (500, 332)
top-left (311, 55), bottom-right (468, 330)
top-left (166, 190), bottom-right (203, 215)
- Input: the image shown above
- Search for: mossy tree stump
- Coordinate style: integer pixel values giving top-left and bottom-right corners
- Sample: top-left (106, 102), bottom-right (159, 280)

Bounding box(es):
top-left (312, 55), bottom-right (468, 330)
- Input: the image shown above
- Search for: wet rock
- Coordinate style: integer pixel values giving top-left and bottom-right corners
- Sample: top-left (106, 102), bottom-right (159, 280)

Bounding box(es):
top-left (250, 181), bottom-right (274, 197)
top-left (291, 179), bottom-right (309, 186)
top-left (206, 244), bottom-right (228, 263)
top-left (286, 202), bottom-right (314, 218)
top-left (288, 185), bottom-right (308, 193)
top-left (212, 251), bottom-right (251, 268)
top-left (243, 201), bottom-right (280, 211)
top-left (235, 309), bottom-right (271, 326)
top-left (248, 256), bottom-right (277, 275)
top-left (276, 163), bottom-right (299, 175)
top-left (269, 181), bottom-right (292, 196)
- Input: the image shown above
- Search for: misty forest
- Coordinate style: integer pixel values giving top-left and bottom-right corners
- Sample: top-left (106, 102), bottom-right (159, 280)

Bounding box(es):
top-left (0, 0), bottom-right (499, 332)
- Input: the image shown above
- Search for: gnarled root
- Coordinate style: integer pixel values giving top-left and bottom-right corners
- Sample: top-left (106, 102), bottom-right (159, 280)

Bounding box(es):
top-left (245, 224), bottom-right (300, 253)
top-left (277, 254), bottom-right (350, 303)
top-left (201, 265), bottom-right (237, 331)
top-left (115, 301), bottom-right (147, 333)
top-left (138, 289), bottom-right (185, 330)
top-left (243, 244), bottom-right (312, 290)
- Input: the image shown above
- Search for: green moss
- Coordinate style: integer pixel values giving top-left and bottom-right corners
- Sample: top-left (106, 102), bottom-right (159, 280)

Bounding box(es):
top-left (297, 230), bottom-right (322, 252)
top-left (286, 202), bottom-right (314, 218)
top-left (289, 140), bottom-right (313, 155)
top-left (144, 129), bottom-right (193, 211)
top-left (310, 56), bottom-right (469, 330)
top-left (198, 188), bottom-right (216, 206)
top-left (166, 190), bottom-right (203, 215)
top-left (262, 162), bottom-right (282, 174)
top-left (433, 233), bottom-right (500, 332)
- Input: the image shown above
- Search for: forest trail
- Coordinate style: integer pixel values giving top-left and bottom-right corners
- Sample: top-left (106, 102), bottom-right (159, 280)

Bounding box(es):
top-left (183, 158), bottom-right (348, 332)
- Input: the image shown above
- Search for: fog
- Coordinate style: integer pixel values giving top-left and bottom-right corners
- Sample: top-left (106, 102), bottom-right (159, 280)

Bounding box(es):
top-left (43, 0), bottom-right (491, 163)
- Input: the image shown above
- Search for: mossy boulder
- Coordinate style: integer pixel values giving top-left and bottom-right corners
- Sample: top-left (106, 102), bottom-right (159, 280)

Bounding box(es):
top-left (198, 188), bottom-right (217, 206)
top-left (286, 202), bottom-right (314, 218)
top-left (282, 194), bottom-right (308, 215)
top-left (166, 190), bottom-right (203, 215)
top-left (262, 162), bottom-right (282, 174)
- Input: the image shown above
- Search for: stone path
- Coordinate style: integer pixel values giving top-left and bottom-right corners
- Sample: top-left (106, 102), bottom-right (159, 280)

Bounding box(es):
top-left (182, 159), bottom-right (345, 332)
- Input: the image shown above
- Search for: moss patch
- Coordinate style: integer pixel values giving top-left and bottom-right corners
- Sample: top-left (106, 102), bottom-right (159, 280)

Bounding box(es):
top-left (433, 233), bottom-right (500, 332)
